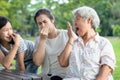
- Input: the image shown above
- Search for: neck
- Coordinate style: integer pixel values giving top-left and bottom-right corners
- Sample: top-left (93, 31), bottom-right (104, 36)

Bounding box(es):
top-left (48, 28), bottom-right (59, 39)
top-left (0, 41), bottom-right (11, 49)
top-left (82, 29), bottom-right (96, 44)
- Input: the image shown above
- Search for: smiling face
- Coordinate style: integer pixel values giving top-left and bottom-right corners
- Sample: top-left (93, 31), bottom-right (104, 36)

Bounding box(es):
top-left (0, 22), bottom-right (13, 43)
top-left (74, 14), bottom-right (92, 37)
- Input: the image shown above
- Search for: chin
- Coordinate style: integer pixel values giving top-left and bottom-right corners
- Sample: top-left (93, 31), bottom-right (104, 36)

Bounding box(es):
top-left (78, 34), bottom-right (84, 38)
top-left (7, 38), bottom-right (12, 42)
top-left (77, 32), bottom-right (82, 36)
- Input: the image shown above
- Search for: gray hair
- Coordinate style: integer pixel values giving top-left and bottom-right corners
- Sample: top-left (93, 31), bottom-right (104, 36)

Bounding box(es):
top-left (72, 6), bottom-right (100, 29)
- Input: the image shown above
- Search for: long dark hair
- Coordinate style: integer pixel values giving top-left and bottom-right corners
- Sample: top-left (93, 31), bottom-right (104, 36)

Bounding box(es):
top-left (0, 16), bottom-right (10, 29)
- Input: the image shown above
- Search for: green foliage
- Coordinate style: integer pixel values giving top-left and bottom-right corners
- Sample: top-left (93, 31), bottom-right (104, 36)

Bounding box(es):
top-left (0, 0), bottom-right (120, 37)
top-left (112, 25), bottom-right (120, 36)
top-left (94, 0), bottom-right (113, 36)
top-left (96, 27), bottom-right (101, 33)
top-left (0, 0), bottom-right (11, 16)
top-left (111, 0), bottom-right (120, 26)
top-left (108, 37), bottom-right (120, 79)
top-left (0, 0), bottom-right (31, 36)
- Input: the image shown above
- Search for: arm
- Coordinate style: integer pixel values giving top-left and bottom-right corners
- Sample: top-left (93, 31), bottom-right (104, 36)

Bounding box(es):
top-left (0, 45), bottom-right (19, 69)
top-left (17, 52), bottom-right (25, 73)
top-left (33, 26), bottom-right (49, 66)
top-left (96, 39), bottom-right (116, 80)
top-left (0, 33), bottom-right (20, 69)
top-left (58, 22), bottom-right (75, 67)
top-left (33, 38), bottom-right (46, 66)
top-left (96, 64), bottom-right (112, 80)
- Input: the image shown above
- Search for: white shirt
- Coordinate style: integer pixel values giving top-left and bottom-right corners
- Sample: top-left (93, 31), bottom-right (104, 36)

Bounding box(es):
top-left (64, 33), bottom-right (116, 80)
top-left (34, 30), bottom-right (69, 78)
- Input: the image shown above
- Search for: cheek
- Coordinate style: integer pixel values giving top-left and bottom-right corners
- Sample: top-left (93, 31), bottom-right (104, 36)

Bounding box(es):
top-left (9, 30), bottom-right (13, 35)
top-left (0, 33), bottom-right (5, 39)
top-left (0, 35), bottom-right (2, 39)
top-left (74, 22), bottom-right (78, 28)
top-left (38, 25), bottom-right (42, 30)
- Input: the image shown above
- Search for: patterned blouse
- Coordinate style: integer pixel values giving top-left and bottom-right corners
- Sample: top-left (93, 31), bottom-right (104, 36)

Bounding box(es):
top-left (0, 38), bottom-right (34, 61)
top-left (64, 33), bottom-right (116, 80)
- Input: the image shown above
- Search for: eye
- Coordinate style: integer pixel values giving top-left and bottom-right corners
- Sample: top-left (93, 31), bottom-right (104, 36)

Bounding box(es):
top-left (76, 17), bottom-right (80, 20)
top-left (38, 22), bottom-right (42, 25)
top-left (3, 29), bottom-right (8, 32)
top-left (43, 20), bottom-right (47, 23)
top-left (10, 27), bottom-right (12, 30)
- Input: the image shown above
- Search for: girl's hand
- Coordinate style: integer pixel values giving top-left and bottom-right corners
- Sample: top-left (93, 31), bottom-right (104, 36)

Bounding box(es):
top-left (11, 33), bottom-right (20, 47)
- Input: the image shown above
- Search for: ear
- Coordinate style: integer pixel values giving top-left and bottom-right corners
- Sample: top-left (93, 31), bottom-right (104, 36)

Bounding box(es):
top-left (51, 19), bottom-right (55, 23)
top-left (87, 17), bottom-right (92, 24)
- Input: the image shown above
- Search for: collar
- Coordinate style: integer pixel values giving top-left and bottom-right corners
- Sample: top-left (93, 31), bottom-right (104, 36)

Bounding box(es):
top-left (74, 33), bottom-right (100, 44)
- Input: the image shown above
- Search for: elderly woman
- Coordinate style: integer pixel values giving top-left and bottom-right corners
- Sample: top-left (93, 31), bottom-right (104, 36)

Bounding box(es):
top-left (58, 6), bottom-right (116, 80)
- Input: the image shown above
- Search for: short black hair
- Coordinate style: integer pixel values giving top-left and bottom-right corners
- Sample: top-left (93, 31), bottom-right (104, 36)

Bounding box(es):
top-left (0, 16), bottom-right (10, 29)
top-left (34, 8), bottom-right (54, 23)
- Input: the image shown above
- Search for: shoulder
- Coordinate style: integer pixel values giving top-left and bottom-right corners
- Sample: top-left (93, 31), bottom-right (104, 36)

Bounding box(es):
top-left (97, 36), bottom-right (113, 51)
top-left (59, 29), bottom-right (68, 37)
top-left (98, 36), bottom-right (111, 45)
top-left (24, 40), bottom-right (34, 46)
top-left (59, 29), bottom-right (68, 34)
top-left (24, 39), bottom-right (34, 44)
top-left (35, 36), bottom-right (40, 43)
top-left (17, 37), bottom-right (27, 52)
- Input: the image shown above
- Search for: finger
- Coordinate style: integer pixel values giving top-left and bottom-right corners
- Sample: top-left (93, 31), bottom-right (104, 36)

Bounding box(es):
top-left (67, 21), bottom-right (71, 28)
top-left (10, 34), bottom-right (15, 38)
top-left (40, 27), bottom-right (49, 36)
top-left (41, 27), bottom-right (47, 34)
top-left (67, 22), bottom-right (73, 31)
top-left (67, 21), bottom-right (73, 32)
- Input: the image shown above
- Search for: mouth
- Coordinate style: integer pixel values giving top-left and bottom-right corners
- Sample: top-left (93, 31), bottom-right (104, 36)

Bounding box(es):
top-left (6, 36), bottom-right (12, 40)
top-left (75, 28), bottom-right (79, 35)
top-left (76, 27), bottom-right (79, 31)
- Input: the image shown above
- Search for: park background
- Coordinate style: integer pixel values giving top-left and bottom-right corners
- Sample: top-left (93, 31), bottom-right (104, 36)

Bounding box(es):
top-left (0, 0), bottom-right (120, 79)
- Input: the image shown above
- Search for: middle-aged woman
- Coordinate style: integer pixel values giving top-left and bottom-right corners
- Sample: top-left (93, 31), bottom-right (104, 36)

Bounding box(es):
top-left (33, 8), bottom-right (77, 80)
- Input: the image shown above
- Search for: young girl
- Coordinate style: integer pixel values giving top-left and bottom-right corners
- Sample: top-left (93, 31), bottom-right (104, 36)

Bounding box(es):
top-left (0, 16), bottom-right (38, 73)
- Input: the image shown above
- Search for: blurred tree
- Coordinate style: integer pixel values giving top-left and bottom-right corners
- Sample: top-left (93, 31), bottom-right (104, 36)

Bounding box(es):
top-left (8, 0), bottom-right (31, 35)
top-left (0, 0), bottom-right (119, 36)
top-left (112, 25), bottom-right (120, 36)
top-left (0, 0), bottom-right (11, 16)
top-left (0, 0), bottom-right (31, 36)
top-left (111, 0), bottom-right (120, 25)
top-left (94, 0), bottom-right (114, 36)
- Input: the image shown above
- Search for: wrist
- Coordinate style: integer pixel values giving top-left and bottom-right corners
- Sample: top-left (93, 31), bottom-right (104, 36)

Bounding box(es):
top-left (68, 38), bottom-right (74, 44)
top-left (14, 44), bottom-right (19, 48)
top-left (68, 41), bottom-right (73, 46)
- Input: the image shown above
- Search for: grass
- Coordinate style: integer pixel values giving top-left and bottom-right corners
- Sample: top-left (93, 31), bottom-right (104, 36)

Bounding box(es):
top-left (107, 37), bottom-right (120, 79)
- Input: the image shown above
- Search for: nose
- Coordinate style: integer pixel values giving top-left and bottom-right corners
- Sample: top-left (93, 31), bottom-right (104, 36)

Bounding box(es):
top-left (8, 29), bottom-right (13, 36)
top-left (39, 23), bottom-right (45, 29)
top-left (41, 22), bottom-right (45, 27)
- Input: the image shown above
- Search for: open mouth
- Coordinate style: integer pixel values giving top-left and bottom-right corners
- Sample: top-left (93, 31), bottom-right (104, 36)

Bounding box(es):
top-left (75, 28), bottom-right (79, 35)
top-left (76, 27), bottom-right (79, 31)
